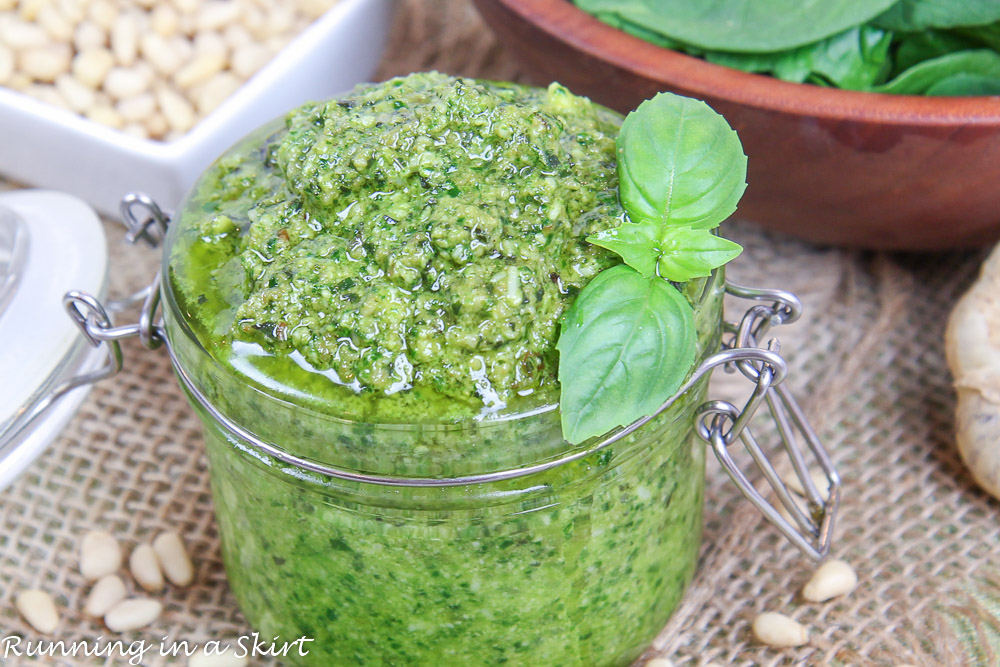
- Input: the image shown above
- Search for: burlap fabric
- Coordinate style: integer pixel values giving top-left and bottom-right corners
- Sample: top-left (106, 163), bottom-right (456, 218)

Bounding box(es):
top-left (2, 2), bottom-right (998, 665)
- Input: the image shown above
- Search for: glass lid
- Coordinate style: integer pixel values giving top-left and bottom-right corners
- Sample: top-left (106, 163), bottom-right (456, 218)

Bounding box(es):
top-left (0, 205), bottom-right (28, 322)
top-left (0, 190), bottom-right (107, 491)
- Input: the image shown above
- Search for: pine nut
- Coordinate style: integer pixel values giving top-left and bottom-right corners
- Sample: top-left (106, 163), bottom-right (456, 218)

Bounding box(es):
top-left (56, 0), bottom-right (85, 24)
top-left (72, 48), bottom-right (114, 88)
top-left (0, 19), bottom-right (49, 49)
top-left (16, 589), bottom-right (59, 634)
top-left (191, 71), bottom-right (239, 115)
top-left (196, 1), bottom-right (240, 32)
top-left (231, 43), bottom-right (269, 78)
top-left (140, 32), bottom-right (183, 76)
top-left (157, 85), bottom-right (195, 133)
top-left (267, 5), bottom-right (294, 33)
top-left (152, 531), bottom-right (194, 587)
top-left (173, 51), bottom-right (225, 89)
top-left (801, 559), bottom-right (858, 602)
top-left (86, 102), bottom-right (122, 128)
top-left (18, 0), bottom-right (46, 21)
top-left (0, 44), bottom-right (12, 84)
top-left (145, 111), bottom-right (167, 137)
top-left (104, 598), bottom-right (162, 632)
top-left (103, 64), bottom-right (151, 98)
top-left (55, 72), bottom-right (95, 111)
top-left (193, 29), bottom-right (227, 57)
top-left (299, 0), bottom-right (332, 21)
top-left (223, 24), bottom-right (252, 49)
top-left (18, 44), bottom-right (71, 82)
top-left (110, 13), bottom-right (138, 66)
top-left (173, 0), bottom-right (200, 15)
top-left (130, 543), bottom-right (165, 592)
top-left (752, 612), bottom-right (809, 648)
top-left (243, 6), bottom-right (267, 39)
top-left (72, 21), bottom-right (105, 51)
top-left (150, 4), bottom-right (178, 37)
top-left (38, 5), bottom-right (73, 42)
top-left (83, 574), bottom-right (127, 617)
top-left (116, 91), bottom-right (155, 122)
top-left (169, 34), bottom-right (193, 62)
top-left (86, 0), bottom-right (116, 31)
top-left (80, 531), bottom-right (123, 581)
top-left (782, 468), bottom-right (830, 499)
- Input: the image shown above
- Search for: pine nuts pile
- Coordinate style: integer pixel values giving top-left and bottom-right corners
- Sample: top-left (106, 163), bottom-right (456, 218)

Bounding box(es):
top-left (0, 0), bottom-right (338, 140)
top-left (16, 529), bottom-right (195, 639)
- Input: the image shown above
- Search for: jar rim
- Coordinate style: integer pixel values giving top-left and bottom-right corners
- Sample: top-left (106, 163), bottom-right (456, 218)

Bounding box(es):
top-left (164, 312), bottom-right (721, 487)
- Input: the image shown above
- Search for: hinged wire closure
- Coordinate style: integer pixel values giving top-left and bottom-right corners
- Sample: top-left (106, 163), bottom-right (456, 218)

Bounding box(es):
top-left (5, 194), bottom-right (168, 444)
top-left (697, 286), bottom-right (840, 560)
top-left (51, 193), bottom-right (838, 560)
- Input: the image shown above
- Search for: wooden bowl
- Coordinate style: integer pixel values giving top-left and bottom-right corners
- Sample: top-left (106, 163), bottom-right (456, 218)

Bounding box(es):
top-left (473, 0), bottom-right (1000, 250)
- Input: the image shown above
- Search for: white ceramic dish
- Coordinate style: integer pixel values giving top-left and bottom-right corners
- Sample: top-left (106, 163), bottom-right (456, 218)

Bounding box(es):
top-left (0, 0), bottom-right (396, 218)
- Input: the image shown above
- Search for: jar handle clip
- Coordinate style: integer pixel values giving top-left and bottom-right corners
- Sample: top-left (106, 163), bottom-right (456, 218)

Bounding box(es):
top-left (699, 283), bottom-right (840, 560)
top-left (15, 194), bottom-right (170, 438)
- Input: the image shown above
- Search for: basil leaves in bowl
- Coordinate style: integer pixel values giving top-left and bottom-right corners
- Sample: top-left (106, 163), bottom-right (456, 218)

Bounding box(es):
top-left (474, 0), bottom-right (1000, 249)
top-left (575, 0), bottom-right (1000, 96)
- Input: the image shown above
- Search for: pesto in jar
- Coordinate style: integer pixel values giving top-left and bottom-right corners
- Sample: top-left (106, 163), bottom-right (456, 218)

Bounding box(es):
top-left (170, 71), bottom-right (625, 422)
top-left (164, 72), bottom-right (723, 667)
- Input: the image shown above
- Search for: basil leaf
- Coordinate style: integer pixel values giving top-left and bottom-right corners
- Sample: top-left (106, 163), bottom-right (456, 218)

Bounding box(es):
top-left (574, 0), bottom-right (897, 53)
top-left (557, 265), bottom-right (696, 444)
top-left (588, 221), bottom-right (743, 280)
top-left (586, 218), bottom-right (660, 277)
top-left (925, 72), bottom-right (1000, 96)
top-left (874, 0), bottom-right (1000, 31)
top-left (656, 227), bottom-right (743, 282)
top-left (617, 93), bottom-right (747, 231)
top-left (705, 47), bottom-right (813, 83)
top-left (891, 30), bottom-right (982, 76)
top-left (591, 11), bottom-right (685, 50)
top-left (704, 26), bottom-right (894, 91)
top-left (874, 49), bottom-right (1000, 95)
top-left (954, 22), bottom-right (1000, 52)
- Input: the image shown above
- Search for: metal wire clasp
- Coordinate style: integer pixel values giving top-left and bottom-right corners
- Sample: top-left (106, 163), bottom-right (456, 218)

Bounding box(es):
top-left (62, 194), bottom-right (169, 379)
top-left (699, 284), bottom-right (840, 560)
top-left (6, 194), bottom-right (169, 443)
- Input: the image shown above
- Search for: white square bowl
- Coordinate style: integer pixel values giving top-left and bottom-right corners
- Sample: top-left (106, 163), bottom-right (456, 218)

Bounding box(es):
top-left (0, 0), bottom-right (396, 217)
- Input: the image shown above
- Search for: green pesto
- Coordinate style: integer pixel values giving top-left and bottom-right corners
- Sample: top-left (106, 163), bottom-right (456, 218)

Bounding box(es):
top-left (169, 72), bottom-right (624, 422)
top-left (163, 73), bottom-right (724, 666)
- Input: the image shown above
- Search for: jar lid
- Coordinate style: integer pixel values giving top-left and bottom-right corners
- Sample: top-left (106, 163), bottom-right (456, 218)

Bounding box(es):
top-left (0, 190), bottom-right (107, 491)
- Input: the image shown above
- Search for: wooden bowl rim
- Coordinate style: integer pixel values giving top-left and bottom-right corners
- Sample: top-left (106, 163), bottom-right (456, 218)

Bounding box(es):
top-left (497, 0), bottom-right (1000, 125)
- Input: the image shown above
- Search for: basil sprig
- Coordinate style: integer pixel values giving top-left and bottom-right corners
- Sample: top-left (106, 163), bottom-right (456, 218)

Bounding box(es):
top-left (557, 93), bottom-right (746, 444)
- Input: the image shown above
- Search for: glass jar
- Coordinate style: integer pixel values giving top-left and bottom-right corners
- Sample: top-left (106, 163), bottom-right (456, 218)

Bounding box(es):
top-left (162, 219), bottom-right (724, 665)
top-left (39, 69), bottom-right (839, 662)
top-left (48, 193), bottom-right (839, 666)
